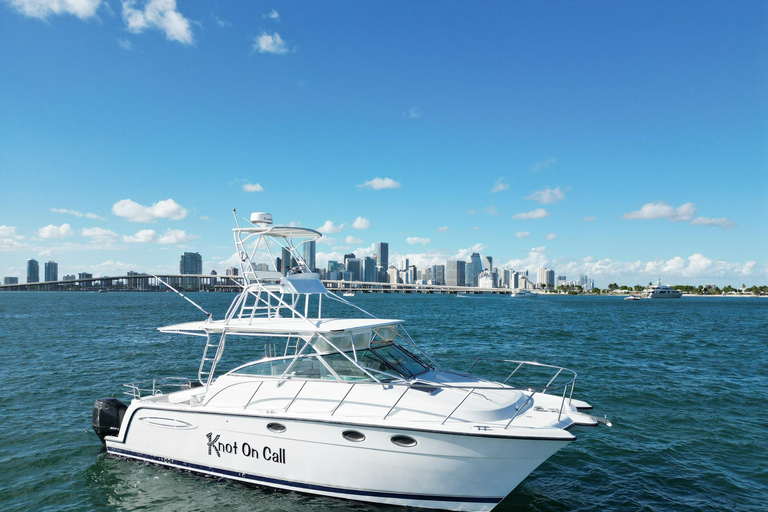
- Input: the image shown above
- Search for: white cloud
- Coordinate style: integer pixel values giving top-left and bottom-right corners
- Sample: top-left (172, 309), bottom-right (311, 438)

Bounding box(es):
top-left (317, 220), bottom-right (345, 234)
top-left (352, 217), bottom-right (370, 230)
top-left (157, 229), bottom-right (195, 244)
top-left (0, 226), bottom-right (17, 237)
top-left (531, 158), bottom-right (556, 172)
top-left (254, 31), bottom-right (289, 54)
top-left (437, 226), bottom-right (449, 233)
top-left (466, 209), bottom-right (475, 215)
top-left (404, 107), bottom-right (422, 119)
top-left (512, 208), bottom-right (550, 220)
top-left (525, 186), bottom-right (565, 204)
top-left (262, 8), bottom-right (279, 20)
top-left (7, 0), bottom-right (102, 19)
top-left (491, 178), bottom-right (508, 193)
top-left (117, 38), bottom-right (133, 50)
top-left (38, 223), bottom-right (73, 239)
top-left (485, 206), bottom-right (499, 215)
top-left (454, 243), bottom-right (486, 262)
top-left (112, 198), bottom-right (188, 222)
top-left (623, 201), bottom-right (735, 228)
top-left (123, 229), bottom-right (157, 243)
top-left (122, 0), bottom-right (194, 45)
top-left (690, 217), bottom-right (735, 228)
top-left (357, 177), bottom-right (401, 190)
top-left (345, 235), bottom-right (363, 244)
top-left (545, 233), bottom-right (557, 240)
top-left (622, 201), bottom-right (695, 222)
top-left (242, 182), bottom-right (264, 192)
top-left (584, 216), bottom-right (596, 222)
top-left (91, 260), bottom-right (140, 275)
top-left (406, 237), bottom-right (430, 246)
top-left (0, 238), bottom-right (28, 251)
top-left (51, 207), bottom-right (104, 220)
top-left (80, 227), bottom-right (119, 242)
top-left (516, 231), bottom-right (530, 239)
top-left (501, 246), bottom-right (548, 272)
top-left (122, 228), bottom-right (195, 244)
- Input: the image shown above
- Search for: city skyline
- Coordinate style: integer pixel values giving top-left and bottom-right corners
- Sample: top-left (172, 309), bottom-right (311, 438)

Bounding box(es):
top-left (1, 2), bottom-right (766, 287)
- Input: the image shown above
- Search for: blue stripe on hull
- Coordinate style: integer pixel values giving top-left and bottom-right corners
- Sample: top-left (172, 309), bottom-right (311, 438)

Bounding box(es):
top-left (108, 447), bottom-right (502, 505)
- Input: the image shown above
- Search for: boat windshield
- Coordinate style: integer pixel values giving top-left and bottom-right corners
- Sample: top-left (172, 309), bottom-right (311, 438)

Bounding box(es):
top-left (232, 343), bottom-right (432, 382)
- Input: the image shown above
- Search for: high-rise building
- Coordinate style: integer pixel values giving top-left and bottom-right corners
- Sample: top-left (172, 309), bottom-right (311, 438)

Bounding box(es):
top-left (482, 256), bottom-right (493, 272)
top-left (79, 272), bottom-right (93, 288)
top-left (180, 252), bottom-right (203, 274)
top-left (387, 266), bottom-right (401, 284)
top-left (537, 266), bottom-right (555, 289)
top-left (363, 257), bottom-right (376, 282)
top-left (375, 242), bottom-right (389, 269)
top-left (26, 259), bottom-right (39, 283)
top-left (431, 265), bottom-right (445, 285)
top-left (282, 248), bottom-right (297, 275)
top-left (467, 253), bottom-right (482, 286)
top-left (303, 241), bottom-right (316, 272)
top-left (3, 277), bottom-right (19, 285)
top-left (478, 270), bottom-right (494, 288)
top-left (446, 260), bottom-right (466, 287)
top-left (44, 261), bottom-right (58, 282)
top-left (346, 258), bottom-right (361, 281)
top-left (225, 267), bottom-right (239, 276)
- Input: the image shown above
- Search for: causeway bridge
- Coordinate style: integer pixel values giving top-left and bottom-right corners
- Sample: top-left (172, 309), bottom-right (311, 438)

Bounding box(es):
top-left (0, 274), bottom-right (512, 295)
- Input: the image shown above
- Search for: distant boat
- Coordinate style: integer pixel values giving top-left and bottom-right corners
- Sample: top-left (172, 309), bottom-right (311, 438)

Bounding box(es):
top-left (624, 295), bottom-right (641, 301)
top-left (342, 291), bottom-right (355, 297)
top-left (642, 280), bottom-right (683, 299)
top-left (456, 292), bottom-right (468, 298)
top-left (510, 289), bottom-right (537, 298)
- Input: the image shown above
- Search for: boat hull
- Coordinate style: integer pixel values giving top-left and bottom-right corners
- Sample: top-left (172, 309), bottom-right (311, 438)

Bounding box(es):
top-left (105, 404), bottom-right (571, 511)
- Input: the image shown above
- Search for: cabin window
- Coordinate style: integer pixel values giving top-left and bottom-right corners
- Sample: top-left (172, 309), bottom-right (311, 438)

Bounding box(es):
top-left (232, 355), bottom-right (335, 379)
top-left (370, 344), bottom-right (430, 377)
top-left (321, 352), bottom-right (372, 381)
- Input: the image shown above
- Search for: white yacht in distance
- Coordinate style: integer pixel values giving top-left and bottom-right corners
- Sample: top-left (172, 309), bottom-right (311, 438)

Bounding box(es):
top-left (510, 289), bottom-right (538, 298)
top-left (92, 211), bottom-right (607, 512)
top-left (642, 280), bottom-right (683, 299)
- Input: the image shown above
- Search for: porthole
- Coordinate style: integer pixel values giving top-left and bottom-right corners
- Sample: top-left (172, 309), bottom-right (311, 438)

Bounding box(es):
top-left (267, 422), bottom-right (286, 433)
top-left (390, 435), bottom-right (417, 448)
top-left (342, 430), bottom-right (366, 442)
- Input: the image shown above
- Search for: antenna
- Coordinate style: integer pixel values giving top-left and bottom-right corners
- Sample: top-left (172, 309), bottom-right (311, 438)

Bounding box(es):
top-left (153, 275), bottom-right (212, 320)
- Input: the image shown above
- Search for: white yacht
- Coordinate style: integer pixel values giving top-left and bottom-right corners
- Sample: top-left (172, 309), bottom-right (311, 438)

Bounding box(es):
top-left (510, 289), bottom-right (538, 298)
top-left (642, 280), bottom-right (683, 299)
top-left (92, 211), bottom-right (607, 512)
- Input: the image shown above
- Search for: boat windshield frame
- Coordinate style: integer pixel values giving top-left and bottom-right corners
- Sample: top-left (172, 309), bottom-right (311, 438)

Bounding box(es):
top-left (225, 324), bottom-right (437, 384)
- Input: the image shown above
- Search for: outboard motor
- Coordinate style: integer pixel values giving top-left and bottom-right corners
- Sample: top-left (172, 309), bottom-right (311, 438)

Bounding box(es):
top-left (92, 397), bottom-right (127, 446)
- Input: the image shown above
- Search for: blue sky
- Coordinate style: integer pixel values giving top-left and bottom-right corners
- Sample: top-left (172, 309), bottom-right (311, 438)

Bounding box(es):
top-left (1, 0), bottom-right (766, 287)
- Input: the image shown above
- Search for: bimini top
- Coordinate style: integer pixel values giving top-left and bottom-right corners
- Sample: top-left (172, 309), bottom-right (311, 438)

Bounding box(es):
top-left (233, 225), bottom-right (322, 240)
top-left (159, 317), bottom-right (403, 335)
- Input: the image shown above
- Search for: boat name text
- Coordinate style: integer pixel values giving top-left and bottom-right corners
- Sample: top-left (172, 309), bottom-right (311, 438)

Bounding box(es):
top-left (206, 432), bottom-right (286, 464)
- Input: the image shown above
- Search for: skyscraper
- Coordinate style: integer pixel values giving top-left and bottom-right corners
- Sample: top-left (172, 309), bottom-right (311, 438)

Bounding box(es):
top-left (431, 264), bottom-right (445, 285)
top-left (26, 258), bottom-right (39, 283)
top-left (303, 241), bottom-right (316, 272)
top-left (375, 242), bottom-right (389, 269)
top-left (537, 266), bottom-right (555, 289)
top-left (346, 258), bottom-right (361, 281)
top-left (179, 252), bottom-right (203, 274)
top-left (467, 253), bottom-right (482, 286)
top-left (482, 256), bottom-right (493, 272)
top-left (446, 260), bottom-right (466, 287)
top-left (363, 256), bottom-right (376, 282)
top-left (44, 261), bottom-right (58, 282)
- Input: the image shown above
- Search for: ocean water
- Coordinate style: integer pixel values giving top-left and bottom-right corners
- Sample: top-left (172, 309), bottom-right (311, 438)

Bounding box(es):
top-left (1, 292), bottom-right (766, 512)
